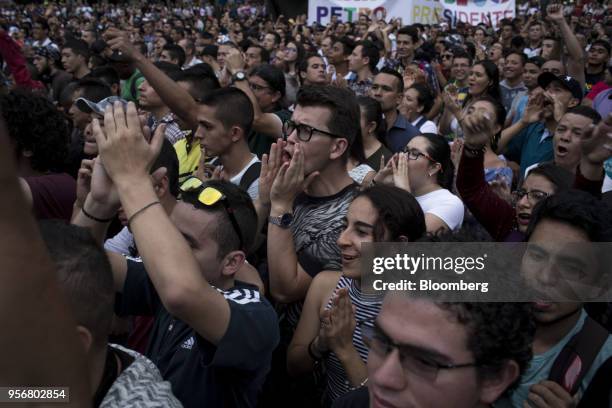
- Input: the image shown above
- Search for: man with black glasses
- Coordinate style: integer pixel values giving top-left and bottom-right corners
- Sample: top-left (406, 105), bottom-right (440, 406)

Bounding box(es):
top-left (334, 296), bottom-right (535, 407)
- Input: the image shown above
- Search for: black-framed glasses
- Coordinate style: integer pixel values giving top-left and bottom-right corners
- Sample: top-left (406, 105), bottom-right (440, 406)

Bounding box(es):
top-left (179, 177), bottom-right (245, 251)
top-left (248, 82), bottom-right (271, 92)
top-left (403, 147), bottom-right (441, 170)
top-left (283, 119), bottom-right (344, 142)
top-left (513, 188), bottom-right (549, 205)
top-left (360, 321), bottom-right (479, 381)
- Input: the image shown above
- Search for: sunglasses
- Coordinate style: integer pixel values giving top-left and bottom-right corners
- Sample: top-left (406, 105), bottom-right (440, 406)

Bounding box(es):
top-left (179, 177), bottom-right (244, 251)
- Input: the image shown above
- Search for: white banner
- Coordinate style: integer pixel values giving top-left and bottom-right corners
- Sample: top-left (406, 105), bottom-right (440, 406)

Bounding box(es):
top-left (411, 0), bottom-right (515, 28)
top-left (307, 0), bottom-right (411, 26)
top-left (307, 0), bottom-right (514, 29)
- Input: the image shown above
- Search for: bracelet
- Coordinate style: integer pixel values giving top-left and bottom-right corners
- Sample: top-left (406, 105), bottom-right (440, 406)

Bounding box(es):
top-left (463, 144), bottom-right (486, 156)
top-left (127, 201), bottom-right (161, 231)
top-left (349, 377), bottom-right (369, 391)
top-left (81, 206), bottom-right (115, 223)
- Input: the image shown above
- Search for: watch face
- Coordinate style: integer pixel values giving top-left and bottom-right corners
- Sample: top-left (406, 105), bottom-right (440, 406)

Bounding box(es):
top-left (280, 213), bottom-right (293, 226)
top-left (235, 72), bottom-right (246, 80)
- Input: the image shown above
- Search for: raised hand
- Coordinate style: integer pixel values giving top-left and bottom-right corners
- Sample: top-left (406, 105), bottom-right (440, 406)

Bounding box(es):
top-left (460, 110), bottom-right (495, 149)
top-left (92, 101), bottom-right (164, 189)
top-left (450, 138), bottom-right (464, 169)
top-left (521, 90), bottom-right (545, 125)
top-left (443, 87), bottom-right (462, 117)
top-left (317, 288), bottom-right (357, 354)
top-left (270, 143), bottom-right (319, 212)
top-left (225, 47), bottom-right (246, 75)
top-left (259, 138), bottom-right (285, 207)
top-left (392, 152), bottom-right (411, 192)
top-left (75, 159), bottom-right (94, 209)
top-left (581, 113), bottom-right (612, 165)
top-left (104, 27), bottom-right (142, 62)
top-left (546, 4), bottom-right (565, 23)
top-left (373, 154), bottom-right (395, 185)
top-left (89, 156), bottom-right (121, 210)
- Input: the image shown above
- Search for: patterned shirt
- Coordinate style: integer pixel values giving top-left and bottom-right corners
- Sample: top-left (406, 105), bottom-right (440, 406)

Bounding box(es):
top-left (150, 112), bottom-right (185, 145)
top-left (347, 74), bottom-right (374, 97)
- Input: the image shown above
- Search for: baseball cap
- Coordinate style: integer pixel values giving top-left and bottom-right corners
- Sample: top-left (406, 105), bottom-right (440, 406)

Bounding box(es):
top-left (537, 72), bottom-right (583, 102)
top-left (75, 96), bottom-right (128, 116)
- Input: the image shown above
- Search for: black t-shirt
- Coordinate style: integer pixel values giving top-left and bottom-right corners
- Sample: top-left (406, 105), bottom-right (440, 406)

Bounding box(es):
top-left (585, 69), bottom-right (606, 95)
top-left (248, 109), bottom-right (291, 159)
top-left (115, 260), bottom-right (280, 408)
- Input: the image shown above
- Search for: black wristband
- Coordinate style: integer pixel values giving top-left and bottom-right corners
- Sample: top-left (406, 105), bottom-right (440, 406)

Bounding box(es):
top-left (81, 206), bottom-right (114, 223)
top-left (463, 144), bottom-right (486, 156)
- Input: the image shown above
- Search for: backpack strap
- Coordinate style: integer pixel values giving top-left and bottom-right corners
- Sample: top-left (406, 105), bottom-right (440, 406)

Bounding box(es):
top-left (548, 316), bottom-right (609, 395)
top-left (414, 116), bottom-right (428, 130)
top-left (239, 161), bottom-right (261, 192)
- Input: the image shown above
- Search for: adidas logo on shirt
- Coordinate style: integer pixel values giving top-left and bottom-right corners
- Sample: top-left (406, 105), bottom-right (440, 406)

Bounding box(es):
top-left (181, 336), bottom-right (195, 350)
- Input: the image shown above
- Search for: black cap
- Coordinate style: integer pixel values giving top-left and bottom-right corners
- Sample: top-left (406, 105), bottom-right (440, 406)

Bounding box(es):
top-left (537, 72), bottom-right (583, 102)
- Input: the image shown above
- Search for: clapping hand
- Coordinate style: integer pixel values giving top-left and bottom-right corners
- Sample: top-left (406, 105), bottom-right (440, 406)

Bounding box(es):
top-left (391, 152), bottom-right (411, 192)
top-left (270, 142), bottom-right (319, 212)
top-left (318, 288), bottom-right (357, 354)
top-left (259, 138), bottom-right (285, 207)
top-left (92, 102), bottom-right (165, 189)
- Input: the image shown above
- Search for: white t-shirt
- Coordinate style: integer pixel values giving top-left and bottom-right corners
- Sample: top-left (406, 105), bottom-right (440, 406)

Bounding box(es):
top-left (228, 154), bottom-right (260, 201)
top-left (416, 189), bottom-right (464, 231)
top-left (411, 116), bottom-right (438, 135)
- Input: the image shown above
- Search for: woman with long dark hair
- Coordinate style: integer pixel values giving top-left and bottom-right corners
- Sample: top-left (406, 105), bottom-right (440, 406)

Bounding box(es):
top-left (440, 60), bottom-right (501, 137)
top-left (287, 185), bottom-right (426, 405)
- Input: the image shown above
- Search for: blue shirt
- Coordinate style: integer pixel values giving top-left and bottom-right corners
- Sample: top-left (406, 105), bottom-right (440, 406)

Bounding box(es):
top-left (495, 310), bottom-right (612, 407)
top-left (505, 122), bottom-right (554, 177)
top-left (385, 111), bottom-right (421, 153)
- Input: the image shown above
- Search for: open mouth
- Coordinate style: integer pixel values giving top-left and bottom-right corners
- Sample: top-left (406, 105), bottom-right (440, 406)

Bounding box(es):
top-left (556, 145), bottom-right (569, 157)
top-left (517, 212), bottom-right (531, 225)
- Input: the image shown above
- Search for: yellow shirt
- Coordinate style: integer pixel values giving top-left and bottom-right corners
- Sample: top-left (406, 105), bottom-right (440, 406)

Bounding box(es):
top-left (173, 134), bottom-right (201, 184)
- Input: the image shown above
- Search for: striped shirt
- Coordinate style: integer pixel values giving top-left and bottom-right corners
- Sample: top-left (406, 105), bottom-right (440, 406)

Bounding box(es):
top-left (324, 276), bottom-right (382, 402)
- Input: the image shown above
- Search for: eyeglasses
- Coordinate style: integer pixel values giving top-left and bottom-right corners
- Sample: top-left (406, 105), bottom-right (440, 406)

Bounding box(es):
top-left (283, 119), bottom-right (344, 142)
top-left (513, 188), bottom-right (549, 204)
top-left (403, 147), bottom-right (440, 166)
top-left (179, 177), bottom-right (244, 251)
top-left (248, 82), bottom-right (271, 92)
top-left (360, 321), bottom-right (479, 381)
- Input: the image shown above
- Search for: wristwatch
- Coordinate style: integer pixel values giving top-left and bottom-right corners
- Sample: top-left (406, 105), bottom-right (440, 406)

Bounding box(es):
top-left (232, 71), bottom-right (247, 82)
top-left (269, 213), bottom-right (293, 229)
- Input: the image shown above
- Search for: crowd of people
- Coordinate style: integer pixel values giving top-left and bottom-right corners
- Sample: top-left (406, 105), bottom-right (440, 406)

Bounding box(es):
top-left (1, 0), bottom-right (612, 407)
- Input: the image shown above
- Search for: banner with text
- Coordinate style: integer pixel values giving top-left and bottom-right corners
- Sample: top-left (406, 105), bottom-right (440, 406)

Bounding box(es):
top-left (308, 0), bottom-right (411, 26)
top-left (412, 0), bottom-right (515, 28)
top-left (308, 0), bottom-right (514, 28)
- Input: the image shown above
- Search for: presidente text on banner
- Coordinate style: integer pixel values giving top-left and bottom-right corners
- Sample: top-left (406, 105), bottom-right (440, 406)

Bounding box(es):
top-left (308, 0), bottom-right (515, 29)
